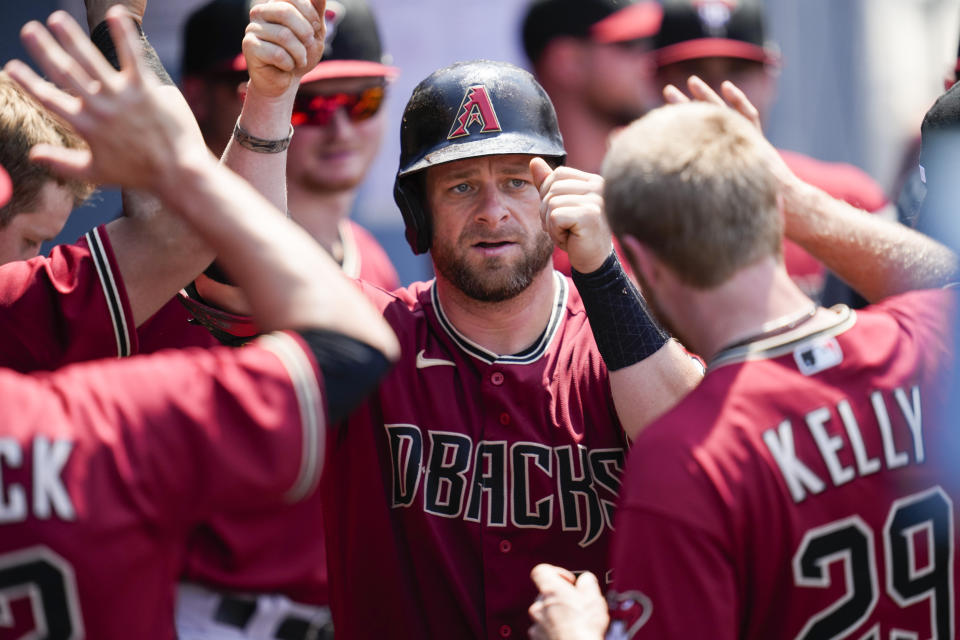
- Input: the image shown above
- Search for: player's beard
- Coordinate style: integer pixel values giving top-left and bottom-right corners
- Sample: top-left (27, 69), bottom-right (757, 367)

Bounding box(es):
top-left (432, 228), bottom-right (555, 303)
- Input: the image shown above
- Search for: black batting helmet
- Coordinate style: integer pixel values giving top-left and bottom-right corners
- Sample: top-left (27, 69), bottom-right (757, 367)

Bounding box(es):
top-left (393, 60), bottom-right (566, 254)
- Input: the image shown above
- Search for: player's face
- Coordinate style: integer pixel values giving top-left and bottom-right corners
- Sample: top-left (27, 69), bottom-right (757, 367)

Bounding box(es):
top-left (286, 76), bottom-right (388, 194)
top-left (426, 154), bottom-right (554, 302)
top-left (581, 40), bottom-right (658, 126)
top-left (0, 181), bottom-right (73, 265)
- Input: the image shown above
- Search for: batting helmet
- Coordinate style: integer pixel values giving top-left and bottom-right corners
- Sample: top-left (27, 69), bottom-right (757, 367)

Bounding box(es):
top-left (393, 60), bottom-right (566, 254)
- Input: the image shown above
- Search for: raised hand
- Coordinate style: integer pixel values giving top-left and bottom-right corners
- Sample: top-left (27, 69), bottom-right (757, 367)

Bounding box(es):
top-left (530, 157), bottom-right (613, 274)
top-left (244, 0), bottom-right (327, 98)
top-left (662, 75), bottom-right (763, 132)
top-left (662, 75), bottom-right (797, 190)
top-left (4, 8), bottom-right (207, 192)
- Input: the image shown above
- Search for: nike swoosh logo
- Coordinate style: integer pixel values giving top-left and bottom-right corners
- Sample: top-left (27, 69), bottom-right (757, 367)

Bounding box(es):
top-left (416, 349), bottom-right (456, 369)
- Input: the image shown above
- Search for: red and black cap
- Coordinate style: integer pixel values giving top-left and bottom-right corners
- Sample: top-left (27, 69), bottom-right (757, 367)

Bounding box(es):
top-left (521, 0), bottom-right (663, 65)
top-left (300, 0), bottom-right (397, 82)
top-left (653, 0), bottom-right (778, 68)
top-left (181, 0), bottom-right (396, 81)
top-left (0, 165), bottom-right (11, 208)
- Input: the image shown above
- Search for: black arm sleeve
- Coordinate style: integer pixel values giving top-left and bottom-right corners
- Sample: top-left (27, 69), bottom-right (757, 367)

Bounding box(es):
top-left (295, 329), bottom-right (391, 424)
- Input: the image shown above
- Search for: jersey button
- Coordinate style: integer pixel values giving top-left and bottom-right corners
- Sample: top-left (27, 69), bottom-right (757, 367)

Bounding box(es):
top-left (491, 371), bottom-right (504, 386)
top-left (499, 539), bottom-right (511, 553)
top-left (499, 624), bottom-right (512, 637)
top-left (499, 413), bottom-right (510, 425)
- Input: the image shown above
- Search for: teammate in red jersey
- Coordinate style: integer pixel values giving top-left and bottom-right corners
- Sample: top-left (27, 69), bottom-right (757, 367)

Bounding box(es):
top-left (208, 17), bottom-right (704, 635)
top-left (182, 0), bottom-right (399, 301)
top-left (0, 5), bottom-right (398, 639)
top-left (651, 0), bottom-right (889, 307)
top-left (528, 81), bottom-right (959, 640)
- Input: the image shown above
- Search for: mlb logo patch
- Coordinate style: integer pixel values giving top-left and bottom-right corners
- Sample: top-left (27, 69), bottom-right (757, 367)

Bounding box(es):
top-left (794, 336), bottom-right (843, 376)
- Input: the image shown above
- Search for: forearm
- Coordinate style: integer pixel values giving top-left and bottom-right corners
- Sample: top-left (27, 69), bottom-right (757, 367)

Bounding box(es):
top-left (220, 82), bottom-right (298, 214)
top-left (104, 85), bottom-right (215, 326)
top-left (782, 180), bottom-right (959, 301)
top-left (610, 341), bottom-right (702, 440)
top-left (160, 157), bottom-right (397, 357)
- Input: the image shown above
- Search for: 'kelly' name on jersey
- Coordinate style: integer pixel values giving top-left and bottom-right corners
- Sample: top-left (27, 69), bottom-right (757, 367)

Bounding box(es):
top-left (764, 384), bottom-right (923, 503)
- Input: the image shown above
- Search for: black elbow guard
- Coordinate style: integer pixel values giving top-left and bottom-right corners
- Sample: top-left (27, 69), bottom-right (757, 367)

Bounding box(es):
top-left (296, 329), bottom-right (391, 423)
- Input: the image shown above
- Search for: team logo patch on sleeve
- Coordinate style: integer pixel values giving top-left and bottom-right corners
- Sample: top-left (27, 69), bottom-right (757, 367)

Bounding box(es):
top-left (447, 85), bottom-right (502, 139)
top-left (606, 590), bottom-right (653, 639)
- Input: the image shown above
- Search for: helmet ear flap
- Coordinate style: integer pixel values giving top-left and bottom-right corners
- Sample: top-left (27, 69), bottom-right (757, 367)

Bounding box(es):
top-left (393, 177), bottom-right (431, 255)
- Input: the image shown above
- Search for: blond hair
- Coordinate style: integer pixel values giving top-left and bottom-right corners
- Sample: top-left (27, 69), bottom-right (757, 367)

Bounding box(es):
top-left (602, 102), bottom-right (781, 288)
top-left (0, 71), bottom-right (94, 225)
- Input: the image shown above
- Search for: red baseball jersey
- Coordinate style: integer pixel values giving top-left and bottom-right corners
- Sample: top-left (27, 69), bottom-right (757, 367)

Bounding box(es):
top-left (341, 219), bottom-right (401, 290)
top-left (0, 331), bottom-right (326, 640)
top-left (607, 289), bottom-right (957, 640)
top-left (779, 151), bottom-right (889, 299)
top-left (322, 272), bottom-right (628, 639)
top-left (0, 226), bottom-right (217, 372)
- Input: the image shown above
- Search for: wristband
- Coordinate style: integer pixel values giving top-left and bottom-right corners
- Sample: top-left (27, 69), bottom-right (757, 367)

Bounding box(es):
top-left (233, 121), bottom-right (295, 154)
top-left (572, 251), bottom-right (668, 370)
top-left (89, 19), bottom-right (173, 86)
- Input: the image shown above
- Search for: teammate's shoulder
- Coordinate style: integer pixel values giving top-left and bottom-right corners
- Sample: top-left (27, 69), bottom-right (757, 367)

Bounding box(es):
top-left (778, 149), bottom-right (888, 212)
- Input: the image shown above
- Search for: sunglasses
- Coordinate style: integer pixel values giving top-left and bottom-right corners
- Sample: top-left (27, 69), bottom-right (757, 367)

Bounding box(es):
top-left (290, 85), bottom-right (386, 127)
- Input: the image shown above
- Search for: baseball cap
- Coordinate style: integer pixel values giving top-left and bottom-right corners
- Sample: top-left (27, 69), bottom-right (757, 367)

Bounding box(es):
top-left (181, 0), bottom-right (251, 76)
top-left (299, 0), bottom-right (398, 82)
top-left (182, 0), bottom-right (397, 81)
top-left (654, 0), bottom-right (778, 67)
top-left (0, 165), bottom-right (11, 208)
top-left (521, 0), bottom-right (663, 64)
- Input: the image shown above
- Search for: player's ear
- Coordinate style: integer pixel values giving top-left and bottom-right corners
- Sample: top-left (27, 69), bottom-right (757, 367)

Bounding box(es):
top-left (620, 234), bottom-right (652, 283)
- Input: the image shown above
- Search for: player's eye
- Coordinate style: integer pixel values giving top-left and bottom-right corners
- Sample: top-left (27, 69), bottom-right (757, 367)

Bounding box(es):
top-left (450, 183), bottom-right (472, 194)
top-left (507, 178), bottom-right (528, 189)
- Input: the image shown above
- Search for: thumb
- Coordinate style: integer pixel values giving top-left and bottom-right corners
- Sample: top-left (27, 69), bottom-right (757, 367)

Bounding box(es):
top-left (529, 156), bottom-right (553, 191)
top-left (575, 571), bottom-right (602, 596)
top-left (531, 564), bottom-right (577, 592)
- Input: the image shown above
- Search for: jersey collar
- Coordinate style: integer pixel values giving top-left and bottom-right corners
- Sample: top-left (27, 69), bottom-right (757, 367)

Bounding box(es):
top-left (708, 304), bottom-right (857, 371)
top-left (430, 271), bottom-right (568, 365)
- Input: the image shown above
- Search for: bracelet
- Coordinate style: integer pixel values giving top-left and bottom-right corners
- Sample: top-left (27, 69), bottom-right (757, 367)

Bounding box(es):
top-left (232, 121), bottom-right (294, 153)
top-left (572, 250), bottom-right (669, 371)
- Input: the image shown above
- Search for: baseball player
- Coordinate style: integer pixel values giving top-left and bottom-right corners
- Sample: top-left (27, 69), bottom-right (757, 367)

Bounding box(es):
top-left (184, 0), bottom-right (399, 313)
top-left (528, 83), bottom-right (959, 640)
top-left (652, 0), bottom-right (890, 308)
top-left (520, 0), bottom-right (662, 278)
top-left (0, 0), bottom-right (233, 371)
top-left (225, 42), bottom-right (704, 636)
top-left (0, 6), bottom-right (397, 639)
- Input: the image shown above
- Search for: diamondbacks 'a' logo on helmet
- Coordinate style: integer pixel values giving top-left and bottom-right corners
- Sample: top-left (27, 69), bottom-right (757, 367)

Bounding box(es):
top-left (324, 1), bottom-right (346, 54)
top-left (447, 85), bottom-right (503, 140)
